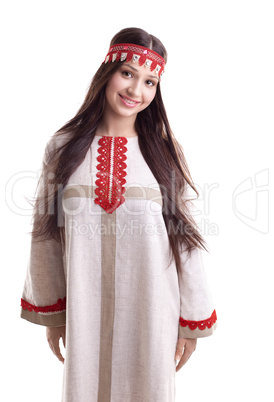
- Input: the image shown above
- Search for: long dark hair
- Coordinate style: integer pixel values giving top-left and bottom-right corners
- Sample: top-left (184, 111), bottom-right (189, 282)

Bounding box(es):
top-left (30, 27), bottom-right (208, 273)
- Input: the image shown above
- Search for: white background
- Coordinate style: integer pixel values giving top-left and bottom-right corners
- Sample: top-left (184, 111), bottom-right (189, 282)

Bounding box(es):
top-left (1, 0), bottom-right (273, 401)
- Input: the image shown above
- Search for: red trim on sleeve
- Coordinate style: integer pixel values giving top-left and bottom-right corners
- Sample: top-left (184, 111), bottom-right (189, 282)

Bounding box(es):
top-left (21, 297), bottom-right (66, 313)
top-left (179, 309), bottom-right (217, 330)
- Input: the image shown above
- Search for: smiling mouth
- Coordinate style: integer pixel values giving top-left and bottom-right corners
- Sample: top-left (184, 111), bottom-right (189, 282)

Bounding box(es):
top-left (119, 94), bottom-right (140, 106)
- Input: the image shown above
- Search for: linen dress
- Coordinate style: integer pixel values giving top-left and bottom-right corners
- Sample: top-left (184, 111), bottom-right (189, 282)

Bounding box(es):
top-left (20, 133), bottom-right (217, 402)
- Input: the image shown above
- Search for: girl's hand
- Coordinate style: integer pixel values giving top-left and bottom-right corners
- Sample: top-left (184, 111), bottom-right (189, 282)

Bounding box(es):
top-left (46, 325), bottom-right (66, 364)
top-left (175, 338), bottom-right (197, 372)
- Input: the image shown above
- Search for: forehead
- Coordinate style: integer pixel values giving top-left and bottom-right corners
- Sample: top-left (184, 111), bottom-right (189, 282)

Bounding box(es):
top-left (120, 61), bottom-right (159, 81)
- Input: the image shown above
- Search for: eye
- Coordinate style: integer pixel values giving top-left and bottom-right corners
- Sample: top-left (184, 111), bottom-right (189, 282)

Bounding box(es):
top-left (121, 71), bottom-right (133, 78)
top-left (146, 80), bottom-right (156, 87)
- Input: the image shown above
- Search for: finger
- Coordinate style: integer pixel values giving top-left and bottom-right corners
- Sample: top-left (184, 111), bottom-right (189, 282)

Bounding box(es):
top-left (49, 339), bottom-right (65, 364)
top-left (61, 332), bottom-right (66, 348)
top-left (53, 342), bottom-right (64, 363)
top-left (174, 339), bottom-right (186, 361)
top-left (176, 347), bottom-right (193, 372)
top-left (54, 348), bottom-right (64, 364)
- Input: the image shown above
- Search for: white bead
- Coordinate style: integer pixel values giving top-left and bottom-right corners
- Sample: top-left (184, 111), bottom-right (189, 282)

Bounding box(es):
top-left (121, 52), bottom-right (127, 61)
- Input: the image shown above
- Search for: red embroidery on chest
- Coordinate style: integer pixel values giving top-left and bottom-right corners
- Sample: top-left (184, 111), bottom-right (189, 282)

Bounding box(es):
top-left (94, 136), bottom-right (128, 213)
top-left (179, 309), bottom-right (217, 330)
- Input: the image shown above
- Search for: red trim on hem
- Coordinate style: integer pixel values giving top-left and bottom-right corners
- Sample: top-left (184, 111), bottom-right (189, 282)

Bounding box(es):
top-left (21, 297), bottom-right (66, 313)
top-left (179, 309), bottom-right (217, 330)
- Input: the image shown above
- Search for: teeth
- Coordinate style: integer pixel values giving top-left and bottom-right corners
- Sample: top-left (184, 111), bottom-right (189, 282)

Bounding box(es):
top-left (122, 96), bottom-right (136, 104)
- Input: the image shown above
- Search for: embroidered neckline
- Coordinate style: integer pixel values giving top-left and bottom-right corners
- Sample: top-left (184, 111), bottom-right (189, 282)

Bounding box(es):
top-left (179, 310), bottom-right (217, 330)
top-left (94, 136), bottom-right (128, 214)
top-left (95, 135), bottom-right (138, 139)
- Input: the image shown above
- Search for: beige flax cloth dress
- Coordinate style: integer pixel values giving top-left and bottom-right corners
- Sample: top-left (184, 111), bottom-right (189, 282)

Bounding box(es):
top-left (20, 133), bottom-right (217, 402)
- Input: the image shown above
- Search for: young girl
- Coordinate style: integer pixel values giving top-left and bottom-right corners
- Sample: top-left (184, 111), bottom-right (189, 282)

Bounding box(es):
top-left (20, 27), bottom-right (217, 402)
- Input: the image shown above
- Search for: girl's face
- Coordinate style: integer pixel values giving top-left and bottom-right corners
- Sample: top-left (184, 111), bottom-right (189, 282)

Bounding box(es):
top-left (104, 61), bottom-right (159, 119)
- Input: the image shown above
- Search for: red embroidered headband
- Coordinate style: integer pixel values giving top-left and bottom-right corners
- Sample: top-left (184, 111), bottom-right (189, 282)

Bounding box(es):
top-left (102, 43), bottom-right (166, 79)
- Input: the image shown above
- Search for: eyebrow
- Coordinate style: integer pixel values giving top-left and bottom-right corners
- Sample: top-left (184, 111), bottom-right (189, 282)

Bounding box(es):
top-left (122, 63), bottom-right (159, 81)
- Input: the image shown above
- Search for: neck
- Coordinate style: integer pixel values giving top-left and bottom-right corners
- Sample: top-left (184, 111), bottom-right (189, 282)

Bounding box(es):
top-left (96, 104), bottom-right (138, 138)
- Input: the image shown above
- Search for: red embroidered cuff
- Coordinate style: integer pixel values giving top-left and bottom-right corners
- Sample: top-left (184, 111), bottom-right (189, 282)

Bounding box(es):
top-left (21, 297), bottom-right (66, 314)
top-left (179, 309), bottom-right (217, 331)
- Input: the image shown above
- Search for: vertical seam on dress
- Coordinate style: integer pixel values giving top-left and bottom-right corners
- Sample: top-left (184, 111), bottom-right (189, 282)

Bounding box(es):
top-left (97, 209), bottom-right (116, 402)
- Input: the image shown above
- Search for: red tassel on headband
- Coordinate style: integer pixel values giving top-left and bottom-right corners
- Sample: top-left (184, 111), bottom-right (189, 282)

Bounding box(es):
top-left (102, 43), bottom-right (166, 79)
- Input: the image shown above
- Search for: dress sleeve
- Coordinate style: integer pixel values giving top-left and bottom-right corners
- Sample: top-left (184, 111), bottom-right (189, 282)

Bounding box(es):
top-left (177, 184), bottom-right (217, 339)
top-left (20, 136), bottom-right (67, 327)
top-left (177, 245), bottom-right (217, 339)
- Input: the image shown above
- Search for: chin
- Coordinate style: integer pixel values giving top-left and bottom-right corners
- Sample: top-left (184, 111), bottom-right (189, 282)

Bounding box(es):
top-left (116, 107), bottom-right (140, 118)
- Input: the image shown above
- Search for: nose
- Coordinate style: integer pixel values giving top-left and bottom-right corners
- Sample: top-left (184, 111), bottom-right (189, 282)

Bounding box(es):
top-left (127, 79), bottom-right (142, 99)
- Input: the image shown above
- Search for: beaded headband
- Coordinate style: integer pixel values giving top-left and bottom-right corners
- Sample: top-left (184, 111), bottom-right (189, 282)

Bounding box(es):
top-left (102, 43), bottom-right (166, 79)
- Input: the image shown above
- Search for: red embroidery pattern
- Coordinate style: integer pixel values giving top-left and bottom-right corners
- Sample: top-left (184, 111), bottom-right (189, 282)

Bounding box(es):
top-left (94, 136), bottom-right (128, 214)
top-left (21, 297), bottom-right (66, 313)
top-left (179, 309), bottom-right (217, 330)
